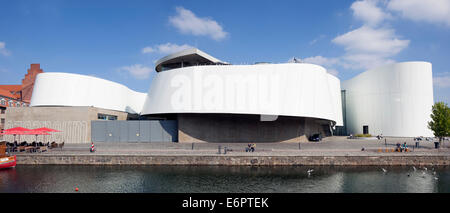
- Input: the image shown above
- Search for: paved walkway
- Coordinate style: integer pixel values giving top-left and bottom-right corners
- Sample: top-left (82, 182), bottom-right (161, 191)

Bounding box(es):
top-left (13, 136), bottom-right (450, 157)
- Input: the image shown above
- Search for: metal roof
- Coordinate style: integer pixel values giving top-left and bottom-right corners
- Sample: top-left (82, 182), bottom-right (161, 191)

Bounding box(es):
top-left (155, 48), bottom-right (228, 72)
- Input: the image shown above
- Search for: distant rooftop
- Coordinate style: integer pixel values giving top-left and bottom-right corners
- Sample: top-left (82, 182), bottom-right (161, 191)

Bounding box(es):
top-left (155, 48), bottom-right (229, 72)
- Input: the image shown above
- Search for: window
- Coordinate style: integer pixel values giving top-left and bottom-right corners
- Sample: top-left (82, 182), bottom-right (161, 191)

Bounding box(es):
top-left (16, 102), bottom-right (21, 107)
top-left (22, 103), bottom-right (27, 107)
top-left (98, 114), bottom-right (106, 120)
top-left (8, 101), bottom-right (13, 107)
top-left (1, 118), bottom-right (4, 124)
top-left (98, 113), bottom-right (117, 120)
top-left (0, 98), bottom-right (5, 106)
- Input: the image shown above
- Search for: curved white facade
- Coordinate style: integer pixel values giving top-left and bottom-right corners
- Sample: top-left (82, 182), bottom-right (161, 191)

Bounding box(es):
top-left (27, 48), bottom-right (435, 138)
top-left (141, 63), bottom-right (343, 126)
top-left (30, 73), bottom-right (146, 114)
top-left (342, 62), bottom-right (434, 137)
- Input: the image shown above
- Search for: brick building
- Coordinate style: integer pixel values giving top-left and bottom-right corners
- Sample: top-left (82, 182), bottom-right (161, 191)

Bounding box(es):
top-left (0, 64), bottom-right (43, 131)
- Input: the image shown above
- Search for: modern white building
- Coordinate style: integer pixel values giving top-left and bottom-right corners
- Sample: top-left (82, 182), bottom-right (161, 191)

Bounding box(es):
top-left (28, 48), bottom-right (435, 142)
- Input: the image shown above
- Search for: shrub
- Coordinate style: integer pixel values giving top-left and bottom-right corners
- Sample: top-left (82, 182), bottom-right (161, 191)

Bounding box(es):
top-left (355, 134), bottom-right (372, 137)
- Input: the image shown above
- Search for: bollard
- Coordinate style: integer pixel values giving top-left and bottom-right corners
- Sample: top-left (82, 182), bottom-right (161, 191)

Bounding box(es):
top-left (434, 142), bottom-right (439, 149)
top-left (298, 143), bottom-right (301, 150)
top-left (218, 145), bottom-right (221, 154)
top-left (224, 146), bottom-right (227, 154)
top-left (192, 143), bottom-right (194, 150)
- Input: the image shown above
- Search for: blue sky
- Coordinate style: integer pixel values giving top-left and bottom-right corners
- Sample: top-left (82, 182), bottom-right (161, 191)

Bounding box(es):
top-left (0, 0), bottom-right (449, 103)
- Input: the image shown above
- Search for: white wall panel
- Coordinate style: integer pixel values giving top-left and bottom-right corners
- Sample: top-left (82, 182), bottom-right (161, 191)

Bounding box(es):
top-left (30, 73), bottom-right (146, 114)
top-left (342, 62), bottom-right (434, 137)
top-left (141, 63), bottom-right (343, 126)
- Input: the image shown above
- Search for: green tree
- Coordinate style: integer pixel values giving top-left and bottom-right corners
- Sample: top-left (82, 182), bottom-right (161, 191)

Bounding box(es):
top-left (428, 102), bottom-right (450, 147)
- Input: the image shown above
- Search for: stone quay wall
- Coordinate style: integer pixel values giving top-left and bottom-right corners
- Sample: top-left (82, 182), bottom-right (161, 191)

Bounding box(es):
top-left (15, 155), bottom-right (450, 166)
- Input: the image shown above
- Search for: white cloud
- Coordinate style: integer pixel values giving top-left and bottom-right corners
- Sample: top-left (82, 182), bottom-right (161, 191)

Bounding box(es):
top-left (327, 69), bottom-right (339, 76)
top-left (333, 26), bottom-right (409, 55)
top-left (0, 42), bottom-right (11, 56)
top-left (434, 72), bottom-right (450, 88)
top-left (169, 7), bottom-right (228, 41)
top-left (332, 26), bottom-right (409, 69)
top-left (351, 0), bottom-right (392, 26)
top-left (387, 0), bottom-right (450, 26)
top-left (141, 46), bottom-right (155, 54)
top-left (302, 55), bottom-right (340, 67)
top-left (340, 53), bottom-right (396, 70)
top-left (142, 43), bottom-right (193, 55)
top-left (296, 24), bottom-right (409, 73)
top-left (309, 35), bottom-right (326, 45)
top-left (288, 56), bottom-right (340, 76)
top-left (292, 0), bottom-right (448, 74)
top-left (119, 64), bottom-right (152, 79)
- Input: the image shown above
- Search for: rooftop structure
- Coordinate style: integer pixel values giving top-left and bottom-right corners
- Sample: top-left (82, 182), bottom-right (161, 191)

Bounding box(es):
top-left (155, 48), bottom-right (229, 72)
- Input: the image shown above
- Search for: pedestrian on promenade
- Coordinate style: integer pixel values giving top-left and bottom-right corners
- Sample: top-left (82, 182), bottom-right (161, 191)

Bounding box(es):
top-left (396, 143), bottom-right (401, 152)
top-left (251, 143), bottom-right (256, 152)
top-left (246, 143), bottom-right (251, 152)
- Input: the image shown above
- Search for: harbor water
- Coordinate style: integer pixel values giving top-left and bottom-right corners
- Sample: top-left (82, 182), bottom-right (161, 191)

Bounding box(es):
top-left (0, 165), bottom-right (449, 193)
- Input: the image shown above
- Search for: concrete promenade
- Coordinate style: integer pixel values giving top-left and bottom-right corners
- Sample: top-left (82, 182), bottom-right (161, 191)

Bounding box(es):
top-left (12, 136), bottom-right (450, 166)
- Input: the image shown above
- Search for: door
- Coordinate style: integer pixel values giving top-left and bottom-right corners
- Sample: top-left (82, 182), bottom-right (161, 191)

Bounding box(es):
top-left (363, 125), bottom-right (369, 135)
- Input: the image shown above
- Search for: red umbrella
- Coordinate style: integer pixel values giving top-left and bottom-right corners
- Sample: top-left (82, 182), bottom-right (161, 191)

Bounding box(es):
top-left (21, 130), bottom-right (50, 143)
top-left (0, 130), bottom-right (25, 142)
top-left (21, 130), bottom-right (51, 135)
top-left (2, 127), bottom-right (33, 142)
top-left (33, 127), bottom-right (61, 143)
top-left (2, 127), bottom-right (32, 132)
top-left (33, 127), bottom-right (61, 132)
top-left (0, 131), bottom-right (23, 135)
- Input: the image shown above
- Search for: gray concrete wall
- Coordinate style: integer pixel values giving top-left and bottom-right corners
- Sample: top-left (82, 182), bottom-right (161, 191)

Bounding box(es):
top-left (91, 120), bottom-right (178, 143)
top-left (4, 106), bottom-right (129, 143)
top-left (15, 154), bottom-right (450, 166)
top-left (178, 114), bottom-right (330, 143)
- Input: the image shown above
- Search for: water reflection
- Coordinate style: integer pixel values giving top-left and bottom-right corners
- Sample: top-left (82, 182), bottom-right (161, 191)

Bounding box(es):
top-left (0, 165), bottom-right (448, 193)
top-left (341, 167), bottom-right (438, 193)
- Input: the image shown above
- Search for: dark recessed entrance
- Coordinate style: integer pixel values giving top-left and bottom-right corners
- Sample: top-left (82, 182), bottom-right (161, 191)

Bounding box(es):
top-left (363, 125), bottom-right (369, 135)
